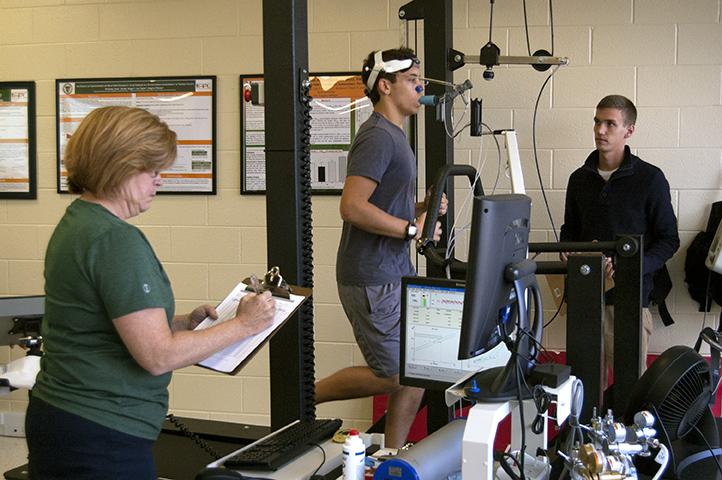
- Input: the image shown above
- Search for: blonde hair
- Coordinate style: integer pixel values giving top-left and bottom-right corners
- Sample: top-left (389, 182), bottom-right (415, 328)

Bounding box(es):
top-left (64, 106), bottom-right (177, 196)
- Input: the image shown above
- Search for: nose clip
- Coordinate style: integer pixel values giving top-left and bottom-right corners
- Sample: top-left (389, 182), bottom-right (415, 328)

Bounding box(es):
top-left (415, 85), bottom-right (423, 94)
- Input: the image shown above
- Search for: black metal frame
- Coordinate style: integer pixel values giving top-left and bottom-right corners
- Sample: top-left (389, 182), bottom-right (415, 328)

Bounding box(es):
top-left (565, 254), bottom-right (606, 420)
top-left (531, 235), bottom-right (644, 421)
top-left (262, 0), bottom-right (317, 430)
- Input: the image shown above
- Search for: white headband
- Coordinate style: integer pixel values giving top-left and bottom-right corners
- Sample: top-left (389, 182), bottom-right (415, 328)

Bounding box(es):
top-left (364, 50), bottom-right (417, 91)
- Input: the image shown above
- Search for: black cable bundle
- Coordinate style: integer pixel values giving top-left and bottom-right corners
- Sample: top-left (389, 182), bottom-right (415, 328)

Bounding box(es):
top-left (298, 73), bottom-right (317, 420)
top-left (166, 414), bottom-right (222, 460)
top-left (531, 385), bottom-right (552, 435)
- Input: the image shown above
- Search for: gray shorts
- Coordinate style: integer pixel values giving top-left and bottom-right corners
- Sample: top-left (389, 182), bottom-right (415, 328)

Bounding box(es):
top-left (338, 282), bottom-right (401, 378)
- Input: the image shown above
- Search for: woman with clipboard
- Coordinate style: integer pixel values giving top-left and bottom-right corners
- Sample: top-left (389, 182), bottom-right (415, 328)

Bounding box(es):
top-left (26, 106), bottom-right (276, 480)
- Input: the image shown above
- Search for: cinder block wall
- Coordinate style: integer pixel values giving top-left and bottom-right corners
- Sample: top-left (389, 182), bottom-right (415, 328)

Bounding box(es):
top-left (0, 0), bottom-right (720, 432)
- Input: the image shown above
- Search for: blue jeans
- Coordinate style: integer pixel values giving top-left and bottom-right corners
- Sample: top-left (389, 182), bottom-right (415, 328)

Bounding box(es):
top-left (26, 395), bottom-right (156, 480)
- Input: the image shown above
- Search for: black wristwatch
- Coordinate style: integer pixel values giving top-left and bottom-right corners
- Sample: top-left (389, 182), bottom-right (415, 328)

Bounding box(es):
top-left (405, 220), bottom-right (418, 241)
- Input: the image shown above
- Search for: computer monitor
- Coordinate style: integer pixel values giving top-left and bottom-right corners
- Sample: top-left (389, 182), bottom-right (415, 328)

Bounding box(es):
top-left (400, 276), bottom-right (511, 390)
top-left (459, 194), bottom-right (543, 401)
top-left (0, 295), bottom-right (44, 347)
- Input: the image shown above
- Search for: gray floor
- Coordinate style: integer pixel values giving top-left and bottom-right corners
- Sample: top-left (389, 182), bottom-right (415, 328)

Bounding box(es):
top-left (0, 436), bottom-right (27, 475)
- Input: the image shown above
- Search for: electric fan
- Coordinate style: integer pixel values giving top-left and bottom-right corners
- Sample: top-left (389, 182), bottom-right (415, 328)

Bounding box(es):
top-left (624, 345), bottom-right (720, 478)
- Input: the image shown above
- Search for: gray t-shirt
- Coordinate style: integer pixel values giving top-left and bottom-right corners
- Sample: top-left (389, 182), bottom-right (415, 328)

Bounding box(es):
top-left (336, 112), bottom-right (417, 285)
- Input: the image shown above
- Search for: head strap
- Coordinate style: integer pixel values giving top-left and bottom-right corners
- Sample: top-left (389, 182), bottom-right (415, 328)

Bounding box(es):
top-left (365, 50), bottom-right (417, 91)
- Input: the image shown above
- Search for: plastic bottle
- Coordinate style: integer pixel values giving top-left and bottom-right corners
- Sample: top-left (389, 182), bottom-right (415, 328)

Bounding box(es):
top-left (342, 429), bottom-right (365, 480)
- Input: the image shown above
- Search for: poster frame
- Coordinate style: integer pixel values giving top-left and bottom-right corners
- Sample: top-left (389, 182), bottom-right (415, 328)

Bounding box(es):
top-left (55, 75), bottom-right (217, 195)
top-left (0, 81), bottom-right (37, 200)
top-left (240, 72), bottom-right (371, 195)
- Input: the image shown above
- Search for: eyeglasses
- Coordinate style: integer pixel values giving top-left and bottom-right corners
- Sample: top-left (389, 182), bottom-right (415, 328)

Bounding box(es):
top-left (407, 74), bottom-right (429, 86)
top-left (365, 50), bottom-right (421, 90)
top-left (395, 73), bottom-right (428, 87)
top-left (417, 76), bottom-right (455, 87)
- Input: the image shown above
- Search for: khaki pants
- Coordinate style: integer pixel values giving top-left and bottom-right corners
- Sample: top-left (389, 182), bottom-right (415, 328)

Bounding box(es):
top-left (602, 305), bottom-right (653, 388)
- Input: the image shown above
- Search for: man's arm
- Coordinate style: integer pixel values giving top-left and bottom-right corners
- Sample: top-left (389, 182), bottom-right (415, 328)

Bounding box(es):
top-left (559, 176), bottom-right (580, 263)
top-left (559, 176), bottom-right (580, 243)
top-left (642, 173), bottom-right (680, 275)
top-left (340, 176), bottom-right (441, 241)
top-left (340, 175), bottom-right (411, 239)
top-left (113, 292), bottom-right (275, 375)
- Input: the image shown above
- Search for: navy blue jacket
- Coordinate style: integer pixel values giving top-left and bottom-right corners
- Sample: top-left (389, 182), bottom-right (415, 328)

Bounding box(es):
top-left (560, 146), bottom-right (680, 306)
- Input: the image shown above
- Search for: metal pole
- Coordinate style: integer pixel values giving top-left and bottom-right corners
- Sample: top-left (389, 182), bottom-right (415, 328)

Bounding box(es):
top-left (612, 234), bottom-right (643, 415)
top-left (398, 0), bottom-right (455, 436)
top-left (566, 255), bottom-right (606, 422)
top-left (262, 0), bottom-right (316, 429)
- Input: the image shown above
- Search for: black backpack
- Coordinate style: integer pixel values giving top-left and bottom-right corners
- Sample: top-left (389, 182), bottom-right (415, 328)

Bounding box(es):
top-left (684, 201), bottom-right (722, 312)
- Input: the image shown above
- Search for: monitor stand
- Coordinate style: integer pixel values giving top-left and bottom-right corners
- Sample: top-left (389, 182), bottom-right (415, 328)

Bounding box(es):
top-left (463, 268), bottom-right (543, 403)
top-left (462, 361), bottom-right (533, 402)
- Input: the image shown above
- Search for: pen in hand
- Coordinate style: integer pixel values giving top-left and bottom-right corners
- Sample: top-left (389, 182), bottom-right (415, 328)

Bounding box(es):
top-left (249, 274), bottom-right (263, 294)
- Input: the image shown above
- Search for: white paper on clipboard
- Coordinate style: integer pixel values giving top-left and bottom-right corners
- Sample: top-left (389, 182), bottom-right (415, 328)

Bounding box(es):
top-left (194, 281), bottom-right (306, 373)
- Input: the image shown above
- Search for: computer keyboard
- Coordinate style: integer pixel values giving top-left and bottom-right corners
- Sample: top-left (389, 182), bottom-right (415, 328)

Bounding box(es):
top-left (223, 418), bottom-right (343, 471)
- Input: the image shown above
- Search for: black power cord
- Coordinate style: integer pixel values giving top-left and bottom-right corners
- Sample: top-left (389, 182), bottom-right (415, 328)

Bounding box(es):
top-left (531, 68), bottom-right (560, 242)
top-left (543, 287), bottom-right (567, 329)
top-left (495, 450), bottom-right (524, 480)
top-left (514, 360), bottom-right (528, 480)
top-left (307, 442), bottom-right (327, 479)
top-left (523, 0), bottom-right (555, 56)
top-left (166, 414), bottom-right (222, 460)
top-left (531, 385), bottom-right (552, 435)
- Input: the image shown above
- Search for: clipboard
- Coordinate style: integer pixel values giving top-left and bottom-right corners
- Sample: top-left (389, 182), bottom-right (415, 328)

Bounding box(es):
top-left (194, 279), bottom-right (311, 375)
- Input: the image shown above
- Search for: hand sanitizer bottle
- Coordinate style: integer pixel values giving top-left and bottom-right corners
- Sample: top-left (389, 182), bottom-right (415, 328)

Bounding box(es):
top-left (342, 429), bottom-right (365, 480)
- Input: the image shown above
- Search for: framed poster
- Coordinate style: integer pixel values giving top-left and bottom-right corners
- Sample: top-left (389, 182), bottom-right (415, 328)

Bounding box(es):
top-left (56, 76), bottom-right (216, 194)
top-left (240, 73), bottom-right (372, 194)
top-left (0, 82), bottom-right (36, 199)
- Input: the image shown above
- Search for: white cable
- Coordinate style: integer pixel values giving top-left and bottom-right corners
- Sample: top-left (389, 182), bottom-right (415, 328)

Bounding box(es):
top-left (442, 96), bottom-right (454, 138)
top-left (310, 98), bottom-right (371, 115)
top-left (439, 88), bottom-right (472, 139)
top-left (444, 132), bottom-right (484, 263)
top-left (451, 91), bottom-right (471, 136)
top-left (444, 131), bottom-right (483, 261)
top-left (651, 443), bottom-right (669, 480)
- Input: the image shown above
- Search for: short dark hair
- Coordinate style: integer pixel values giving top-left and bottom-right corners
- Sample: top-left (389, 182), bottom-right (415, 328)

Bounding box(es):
top-left (596, 95), bottom-right (637, 126)
top-left (361, 47), bottom-right (419, 104)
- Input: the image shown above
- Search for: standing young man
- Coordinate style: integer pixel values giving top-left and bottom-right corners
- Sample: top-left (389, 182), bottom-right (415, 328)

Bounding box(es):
top-left (560, 95), bottom-right (679, 382)
top-left (315, 48), bottom-right (444, 448)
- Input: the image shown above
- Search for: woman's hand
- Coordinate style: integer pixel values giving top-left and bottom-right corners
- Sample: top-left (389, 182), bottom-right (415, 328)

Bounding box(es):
top-left (172, 304), bottom-right (217, 331)
top-left (116, 294), bottom-right (274, 375)
top-left (188, 304), bottom-right (217, 329)
top-left (235, 291), bottom-right (276, 336)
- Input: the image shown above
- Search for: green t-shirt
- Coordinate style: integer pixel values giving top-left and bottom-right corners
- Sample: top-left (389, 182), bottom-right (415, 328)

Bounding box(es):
top-left (33, 199), bottom-right (175, 440)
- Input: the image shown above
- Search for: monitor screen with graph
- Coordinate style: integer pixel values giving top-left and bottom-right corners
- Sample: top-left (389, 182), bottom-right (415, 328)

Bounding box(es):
top-left (399, 276), bottom-right (511, 390)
